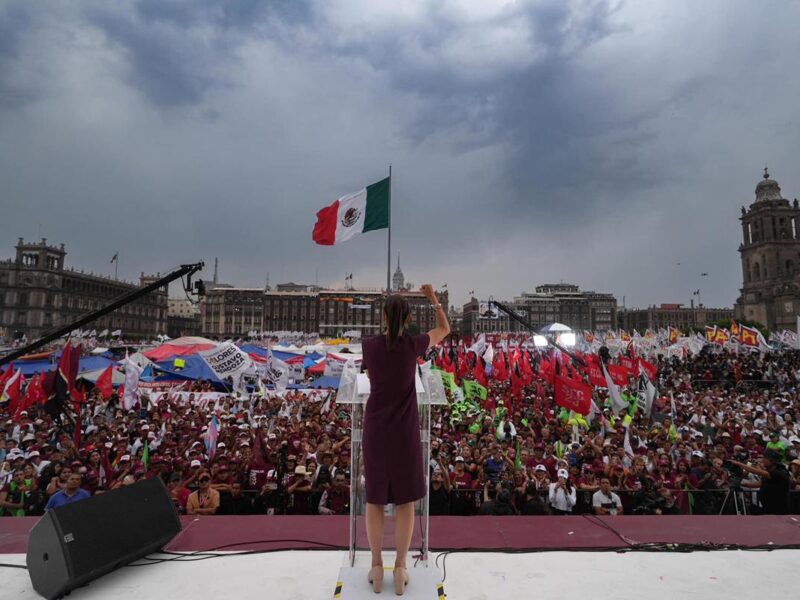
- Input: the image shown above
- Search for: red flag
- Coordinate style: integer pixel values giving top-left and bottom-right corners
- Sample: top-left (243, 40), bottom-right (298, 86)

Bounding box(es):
top-left (583, 354), bottom-right (607, 387)
top-left (619, 355), bottom-right (635, 374)
top-left (52, 342), bottom-right (81, 405)
top-left (554, 372), bottom-right (592, 415)
top-left (536, 356), bottom-right (553, 385)
top-left (14, 372), bottom-right (41, 418)
top-left (521, 351), bottom-right (534, 378)
top-left (2, 369), bottom-right (25, 415)
top-left (510, 364), bottom-right (524, 399)
top-left (95, 365), bottom-right (114, 400)
top-left (473, 358), bottom-right (488, 388)
top-left (458, 351), bottom-right (470, 379)
top-left (492, 351), bottom-right (507, 381)
top-left (638, 358), bottom-right (658, 382)
top-left (606, 364), bottom-right (629, 387)
top-left (0, 363), bottom-right (15, 389)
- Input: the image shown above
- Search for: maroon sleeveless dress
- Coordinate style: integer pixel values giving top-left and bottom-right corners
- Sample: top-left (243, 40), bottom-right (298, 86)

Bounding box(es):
top-left (361, 333), bottom-right (430, 505)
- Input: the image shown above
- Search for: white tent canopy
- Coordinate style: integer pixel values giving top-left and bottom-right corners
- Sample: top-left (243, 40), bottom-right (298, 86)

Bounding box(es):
top-left (540, 323), bottom-right (572, 333)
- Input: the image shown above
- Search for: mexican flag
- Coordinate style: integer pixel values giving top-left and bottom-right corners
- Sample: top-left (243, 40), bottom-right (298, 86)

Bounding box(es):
top-left (312, 177), bottom-right (390, 245)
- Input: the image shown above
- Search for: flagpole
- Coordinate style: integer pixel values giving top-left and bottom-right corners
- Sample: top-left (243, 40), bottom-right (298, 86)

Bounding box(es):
top-left (387, 164), bottom-right (392, 293)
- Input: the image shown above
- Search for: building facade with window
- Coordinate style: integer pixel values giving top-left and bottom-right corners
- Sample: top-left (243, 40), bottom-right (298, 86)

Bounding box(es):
top-left (0, 238), bottom-right (167, 341)
top-left (461, 283), bottom-right (617, 336)
top-left (200, 286), bottom-right (448, 339)
top-left (619, 304), bottom-right (733, 332)
top-left (201, 287), bottom-right (266, 338)
top-left (167, 298), bottom-right (202, 338)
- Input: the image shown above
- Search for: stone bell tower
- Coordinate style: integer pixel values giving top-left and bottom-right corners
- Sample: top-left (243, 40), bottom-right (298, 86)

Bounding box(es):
top-left (735, 168), bottom-right (800, 330)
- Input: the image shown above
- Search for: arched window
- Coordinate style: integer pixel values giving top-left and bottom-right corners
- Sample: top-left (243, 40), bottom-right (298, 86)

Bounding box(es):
top-left (753, 262), bottom-right (761, 280)
top-left (786, 260), bottom-right (794, 275)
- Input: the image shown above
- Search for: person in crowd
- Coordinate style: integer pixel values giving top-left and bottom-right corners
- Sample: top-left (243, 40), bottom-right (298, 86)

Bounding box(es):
top-left (429, 467), bottom-right (451, 516)
top-left (44, 473), bottom-right (89, 511)
top-left (286, 465), bottom-right (313, 515)
top-left (479, 483), bottom-right (517, 516)
top-left (593, 477), bottom-right (624, 515)
top-left (731, 449), bottom-right (791, 514)
top-left (548, 468), bottom-right (577, 515)
top-left (521, 482), bottom-right (550, 515)
top-left (186, 471), bottom-right (220, 515)
top-left (318, 470), bottom-right (350, 515)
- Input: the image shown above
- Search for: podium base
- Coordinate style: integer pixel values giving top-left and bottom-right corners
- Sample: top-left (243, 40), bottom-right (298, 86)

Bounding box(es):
top-left (333, 565), bottom-right (445, 599)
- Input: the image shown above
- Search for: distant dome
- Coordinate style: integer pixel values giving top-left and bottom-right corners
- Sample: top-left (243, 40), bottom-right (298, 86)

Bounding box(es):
top-left (755, 167), bottom-right (783, 201)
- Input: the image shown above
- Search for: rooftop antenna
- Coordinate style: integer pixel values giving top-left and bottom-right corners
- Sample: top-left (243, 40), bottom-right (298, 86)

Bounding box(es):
top-left (213, 257), bottom-right (219, 285)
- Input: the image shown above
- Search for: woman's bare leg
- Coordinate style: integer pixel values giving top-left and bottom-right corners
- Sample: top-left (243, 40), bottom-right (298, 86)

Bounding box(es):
top-left (393, 502), bottom-right (415, 569)
top-left (366, 502), bottom-right (385, 567)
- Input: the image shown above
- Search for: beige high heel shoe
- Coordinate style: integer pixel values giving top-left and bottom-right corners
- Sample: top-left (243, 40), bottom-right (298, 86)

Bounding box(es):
top-left (368, 565), bottom-right (384, 593)
top-left (393, 567), bottom-right (409, 596)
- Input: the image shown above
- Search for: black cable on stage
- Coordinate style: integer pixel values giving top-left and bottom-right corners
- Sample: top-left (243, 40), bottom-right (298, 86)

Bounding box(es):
top-left (126, 538), bottom-right (347, 567)
top-left (0, 562), bottom-right (27, 569)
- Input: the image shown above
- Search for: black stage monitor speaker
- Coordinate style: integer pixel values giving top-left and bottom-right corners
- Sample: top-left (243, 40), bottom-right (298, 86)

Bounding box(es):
top-left (26, 477), bottom-right (181, 600)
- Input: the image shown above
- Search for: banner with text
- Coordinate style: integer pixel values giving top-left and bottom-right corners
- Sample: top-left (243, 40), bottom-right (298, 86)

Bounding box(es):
top-left (199, 343), bottom-right (254, 382)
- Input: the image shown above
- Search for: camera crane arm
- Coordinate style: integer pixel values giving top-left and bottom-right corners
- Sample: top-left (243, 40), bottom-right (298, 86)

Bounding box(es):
top-left (488, 299), bottom-right (585, 368)
top-left (0, 261), bottom-right (205, 367)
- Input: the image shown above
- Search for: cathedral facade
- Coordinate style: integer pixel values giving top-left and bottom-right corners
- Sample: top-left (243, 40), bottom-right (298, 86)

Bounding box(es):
top-left (735, 169), bottom-right (800, 330)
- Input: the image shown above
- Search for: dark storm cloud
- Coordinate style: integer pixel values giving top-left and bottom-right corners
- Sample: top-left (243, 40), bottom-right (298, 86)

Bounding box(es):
top-left (0, 2), bottom-right (38, 108)
top-left (87, 7), bottom-right (227, 107)
top-left (2, 1), bottom-right (800, 311)
top-left (84, 0), bottom-right (316, 107)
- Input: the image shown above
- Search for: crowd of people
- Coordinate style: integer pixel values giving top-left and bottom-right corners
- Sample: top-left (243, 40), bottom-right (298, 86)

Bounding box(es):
top-left (2, 348), bottom-right (800, 518)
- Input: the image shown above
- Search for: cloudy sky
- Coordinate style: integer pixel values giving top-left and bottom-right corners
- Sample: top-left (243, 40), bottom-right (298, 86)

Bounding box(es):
top-left (3, 0), bottom-right (800, 310)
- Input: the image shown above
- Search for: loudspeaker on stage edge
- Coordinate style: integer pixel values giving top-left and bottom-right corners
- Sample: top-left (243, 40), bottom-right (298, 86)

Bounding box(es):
top-left (26, 477), bottom-right (181, 600)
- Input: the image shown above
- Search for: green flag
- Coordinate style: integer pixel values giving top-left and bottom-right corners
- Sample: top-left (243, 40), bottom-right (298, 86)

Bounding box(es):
top-left (440, 371), bottom-right (457, 393)
top-left (515, 437), bottom-right (522, 471)
top-left (142, 440), bottom-right (149, 470)
top-left (463, 380), bottom-right (487, 402)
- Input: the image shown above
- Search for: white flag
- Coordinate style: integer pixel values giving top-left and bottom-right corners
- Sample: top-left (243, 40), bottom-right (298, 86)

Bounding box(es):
top-left (468, 334), bottom-right (486, 358)
top-left (601, 362), bottom-right (628, 417)
top-left (623, 425), bottom-right (635, 464)
top-left (266, 349), bottom-right (290, 392)
top-left (123, 357), bottom-right (144, 410)
top-left (482, 343), bottom-right (494, 365)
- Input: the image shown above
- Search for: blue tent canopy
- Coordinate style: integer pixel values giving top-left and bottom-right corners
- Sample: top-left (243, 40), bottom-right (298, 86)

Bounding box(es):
top-left (16, 356), bottom-right (115, 377)
top-left (303, 355), bottom-right (322, 369)
top-left (239, 345), bottom-right (302, 364)
top-left (154, 355), bottom-right (221, 383)
top-left (239, 344), bottom-right (269, 359)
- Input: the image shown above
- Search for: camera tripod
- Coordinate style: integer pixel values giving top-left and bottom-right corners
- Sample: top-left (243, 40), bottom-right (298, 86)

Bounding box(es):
top-left (718, 487), bottom-right (748, 515)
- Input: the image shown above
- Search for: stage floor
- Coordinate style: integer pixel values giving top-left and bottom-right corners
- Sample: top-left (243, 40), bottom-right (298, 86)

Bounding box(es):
top-left (4, 516), bottom-right (800, 598)
top-left (2, 549), bottom-right (799, 599)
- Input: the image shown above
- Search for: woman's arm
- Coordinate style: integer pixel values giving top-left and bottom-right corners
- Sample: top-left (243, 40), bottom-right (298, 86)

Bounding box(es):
top-left (420, 284), bottom-right (450, 347)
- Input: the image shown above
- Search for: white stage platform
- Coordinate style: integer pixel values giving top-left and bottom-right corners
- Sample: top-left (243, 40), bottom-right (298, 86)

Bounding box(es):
top-left (3, 549), bottom-right (798, 599)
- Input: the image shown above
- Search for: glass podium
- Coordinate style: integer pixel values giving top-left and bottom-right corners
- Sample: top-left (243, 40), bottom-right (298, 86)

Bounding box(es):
top-left (333, 360), bottom-right (448, 597)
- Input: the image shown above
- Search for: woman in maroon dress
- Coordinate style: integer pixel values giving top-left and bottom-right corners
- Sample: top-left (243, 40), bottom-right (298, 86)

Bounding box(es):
top-left (362, 285), bottom-right (450, 594)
